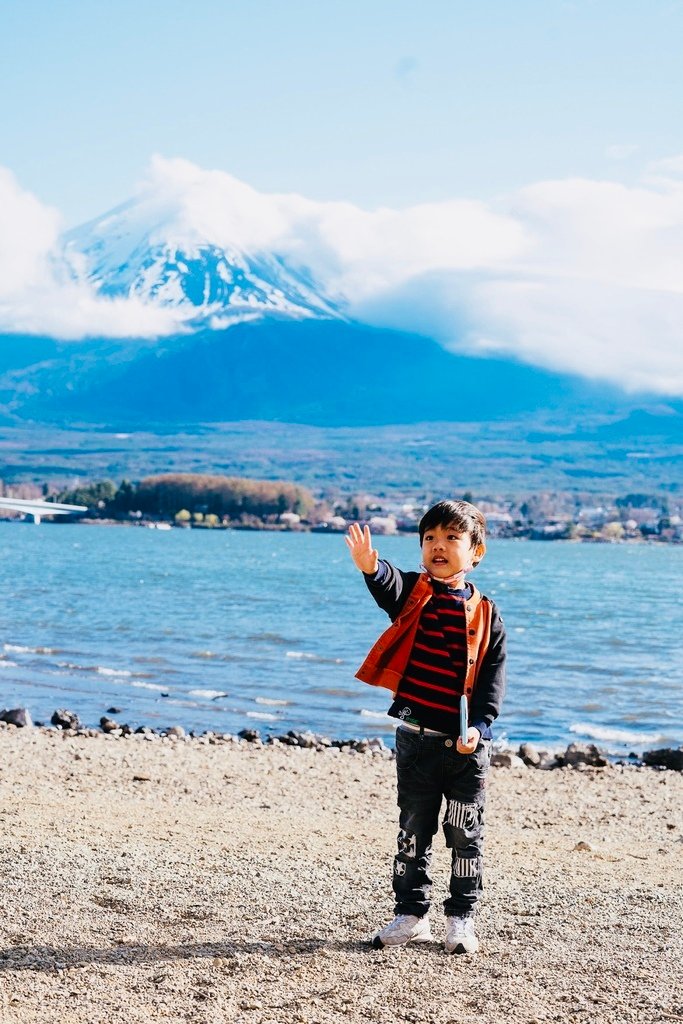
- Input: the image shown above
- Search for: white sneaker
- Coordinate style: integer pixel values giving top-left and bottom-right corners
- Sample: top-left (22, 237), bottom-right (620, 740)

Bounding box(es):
top-left (444, 915), bottom-right (479, 954)
top-left (371, 913), bottom-right (433, 949)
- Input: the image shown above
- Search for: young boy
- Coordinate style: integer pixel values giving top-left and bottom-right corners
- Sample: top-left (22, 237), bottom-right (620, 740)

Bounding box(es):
top-left (345, 499), bottom-right (506, 954)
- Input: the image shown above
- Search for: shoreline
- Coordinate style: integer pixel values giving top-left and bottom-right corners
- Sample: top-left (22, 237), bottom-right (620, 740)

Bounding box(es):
top-left (1, 517), bottom-right (681, 545)
top-left (1, 725), bottom-right (681, 1024)
top-left (1, 714), bottom-right (681, 772)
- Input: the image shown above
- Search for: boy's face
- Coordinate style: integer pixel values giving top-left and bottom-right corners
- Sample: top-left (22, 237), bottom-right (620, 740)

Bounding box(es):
top-left (421, 522), bottom-right (484, 579)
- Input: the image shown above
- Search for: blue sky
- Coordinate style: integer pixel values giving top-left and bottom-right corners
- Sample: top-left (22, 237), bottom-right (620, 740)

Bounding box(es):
top-left (3, 0), bottom-right (683, 224)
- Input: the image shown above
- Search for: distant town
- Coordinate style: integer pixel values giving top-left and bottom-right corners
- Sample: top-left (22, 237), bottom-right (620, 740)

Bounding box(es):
top-left (0, 473), bottom-right (681, 544)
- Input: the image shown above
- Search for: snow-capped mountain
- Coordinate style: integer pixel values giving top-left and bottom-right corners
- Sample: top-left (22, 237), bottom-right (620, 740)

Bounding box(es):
top-left (63, 194), bottom-right (340, 329)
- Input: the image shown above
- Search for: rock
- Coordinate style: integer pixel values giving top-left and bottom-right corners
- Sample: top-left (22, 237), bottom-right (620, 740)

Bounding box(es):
top-left (237, 728), bottom-right (259, 742)
top-left (166, 725), bottom-right (186, 738)
top-left (560, 743), bottom-right (609, 768)
top-left (0, 708), bottom-right (33, 728)
top-left (642, 746), bottom-right (683, 772)
top-left (134, 726), bottom-right (156, 735)
top-left (537, 752), bottom-right (562, 770)
top-left (133, 774), bottom-right (152, 782)
top-left (51, 709), bottom-right (80, 730)
top-left (518, 742), bottom-right (541, 767)
top-left (100, 716), bottom-right (119, 733)
top-left (573, 841), bottom-right (593, 852)
top-left (491, 751), bottom-right (526, 769)
top-left (367, 737), bottom-right (387, 753)
top-left (107, 707), bottom-right (122, 714)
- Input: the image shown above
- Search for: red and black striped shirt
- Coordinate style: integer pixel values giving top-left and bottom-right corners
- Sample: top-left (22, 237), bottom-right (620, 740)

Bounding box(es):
top-left (388, 586), bottom-right (468, 733)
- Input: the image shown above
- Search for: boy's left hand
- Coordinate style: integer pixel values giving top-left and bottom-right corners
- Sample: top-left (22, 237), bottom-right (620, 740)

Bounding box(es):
top-left (456, 727), bottom-right (481, 755)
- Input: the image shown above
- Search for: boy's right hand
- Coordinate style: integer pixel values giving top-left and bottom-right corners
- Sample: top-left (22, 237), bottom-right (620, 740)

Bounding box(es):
top-left (345, 523), bottom-right (379, 575)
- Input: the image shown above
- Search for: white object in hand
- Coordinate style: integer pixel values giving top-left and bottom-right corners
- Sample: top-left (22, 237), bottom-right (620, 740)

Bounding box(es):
top-left (459, 694), bottom-right (468, 745)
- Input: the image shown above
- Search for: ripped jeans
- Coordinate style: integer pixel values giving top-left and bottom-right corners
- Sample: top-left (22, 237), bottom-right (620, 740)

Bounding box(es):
top-left (393, 726), bottom-right (490, 919)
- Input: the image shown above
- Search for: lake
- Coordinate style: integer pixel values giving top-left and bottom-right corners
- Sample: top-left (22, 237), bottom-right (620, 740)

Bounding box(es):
top-left (1, 525), bottom-right (681, 754)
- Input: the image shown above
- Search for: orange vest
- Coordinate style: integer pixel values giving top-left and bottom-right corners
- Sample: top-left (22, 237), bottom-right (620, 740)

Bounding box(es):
top-left (355, 574), bottom-right (492, 708)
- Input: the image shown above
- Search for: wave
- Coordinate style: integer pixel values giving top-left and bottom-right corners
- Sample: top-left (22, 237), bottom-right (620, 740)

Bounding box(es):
top-left (285, 651), bottom-right (344, 664)
top-left (4, 643), bottom-right (59, 655)
top-left (188, 689), bottom-right (229, 700)
top-left (359, 709), bottom-right (390, 721)
top-left (130, 681), bottom-right (169, 692)
top-left (245, 711), bottom-right (279, 721)
top-left (189, 650), bottom-right (246, 663)
top-left (0, 659), bottom-right (18, 668)
top-left (255, 697), bottom-right (290, 706)
top-left (248, 632), bottom-right (298, 646)
top-left (569, 721), bottom-right (663, 746)
top-left (96, 667), bottom-right (132, 678)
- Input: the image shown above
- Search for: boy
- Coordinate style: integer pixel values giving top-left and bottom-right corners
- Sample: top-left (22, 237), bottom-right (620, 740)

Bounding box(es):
top-left (345, 499), bottom-right (506, 954)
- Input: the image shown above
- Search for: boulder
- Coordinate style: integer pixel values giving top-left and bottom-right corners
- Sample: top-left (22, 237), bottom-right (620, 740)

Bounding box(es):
top-left (642, 746), bottom-right (683, 771)
top-left (100, 716), bottom-right (119, 733)
top-left (236, 728), bottom-right (258, 742)
top-left (491, 751), bottom-right (526, 769)
top-left (518, 742), bottom-right (541, 767)
top-left (51, 708), bottom-right (80, 730)
top-left (0, 708), bottom-right (32, 728)
top-left (560, 742), bottom-right (609, 768)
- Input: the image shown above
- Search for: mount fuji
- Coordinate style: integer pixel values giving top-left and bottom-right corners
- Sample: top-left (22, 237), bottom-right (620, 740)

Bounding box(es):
top-left (63, 190), bottom-right (340, 329)
top-left (0, 172), bottom-right (675, 432)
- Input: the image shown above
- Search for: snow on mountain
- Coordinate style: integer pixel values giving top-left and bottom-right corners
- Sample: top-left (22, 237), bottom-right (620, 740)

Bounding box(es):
top-left (62, 185), bottom-right (341, 330)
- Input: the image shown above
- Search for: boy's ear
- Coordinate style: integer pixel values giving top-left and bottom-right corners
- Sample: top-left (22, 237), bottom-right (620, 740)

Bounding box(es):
top-left (474, 542), bottom-right (486, 563)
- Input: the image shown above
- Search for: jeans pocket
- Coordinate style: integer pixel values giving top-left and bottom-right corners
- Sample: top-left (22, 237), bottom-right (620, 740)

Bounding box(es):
top-left (395, 728), bottom-right (421, 772)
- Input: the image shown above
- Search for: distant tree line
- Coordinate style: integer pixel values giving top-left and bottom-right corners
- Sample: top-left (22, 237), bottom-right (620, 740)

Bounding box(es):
top-left (54, 473), bottom-right (313, 520)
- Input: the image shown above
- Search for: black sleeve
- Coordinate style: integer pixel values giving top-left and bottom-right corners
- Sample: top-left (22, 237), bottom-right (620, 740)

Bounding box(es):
top-left (362, 560), bottom-right (421, 621)
top-left (470, 600), bottom-right (507, 730)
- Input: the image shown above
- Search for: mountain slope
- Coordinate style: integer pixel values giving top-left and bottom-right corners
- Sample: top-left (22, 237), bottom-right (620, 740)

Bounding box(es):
top-left (2, 319), bottom-right (635, 429)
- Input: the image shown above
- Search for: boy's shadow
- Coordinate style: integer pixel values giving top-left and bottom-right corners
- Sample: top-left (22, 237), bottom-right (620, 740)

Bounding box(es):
top-left (0, 938), bottom-right (444, 972)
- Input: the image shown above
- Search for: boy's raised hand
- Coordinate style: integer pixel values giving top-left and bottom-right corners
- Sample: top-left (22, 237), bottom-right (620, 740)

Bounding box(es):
top-left (345, 523), bottom-right (379, 575)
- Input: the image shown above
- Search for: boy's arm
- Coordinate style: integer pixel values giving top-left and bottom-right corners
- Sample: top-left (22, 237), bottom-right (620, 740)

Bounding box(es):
top-left (345, 523), bottom-right (416, 621)
top-left (470, 602), bottom-right (507, 735)
top-left (362, 559), bottom-right (417, 620)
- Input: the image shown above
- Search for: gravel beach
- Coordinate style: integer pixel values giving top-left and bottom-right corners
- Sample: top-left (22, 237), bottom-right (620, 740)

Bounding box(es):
top-left (1, 726), bottom-right (682, 1024)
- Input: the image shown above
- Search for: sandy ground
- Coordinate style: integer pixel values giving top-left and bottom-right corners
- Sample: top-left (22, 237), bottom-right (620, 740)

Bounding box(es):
top-left (1, 726), bottom-right (682, 1024)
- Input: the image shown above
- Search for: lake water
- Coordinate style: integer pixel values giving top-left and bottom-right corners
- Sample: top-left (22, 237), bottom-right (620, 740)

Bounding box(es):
top-left (1, 525), bottom-right (681, 754)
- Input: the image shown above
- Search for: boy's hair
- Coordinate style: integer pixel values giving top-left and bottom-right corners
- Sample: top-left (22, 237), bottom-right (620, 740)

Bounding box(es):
top-left (419, 499), bottom-right (487, 565)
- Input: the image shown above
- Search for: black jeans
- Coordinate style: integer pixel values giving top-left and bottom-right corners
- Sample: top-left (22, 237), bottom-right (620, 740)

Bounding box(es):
top-left (393, 726), bottom-right (490, 919)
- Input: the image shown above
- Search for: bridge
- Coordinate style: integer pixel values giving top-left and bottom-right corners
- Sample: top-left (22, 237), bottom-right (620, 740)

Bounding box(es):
top-left (0, 498), bottom-right (89, 525)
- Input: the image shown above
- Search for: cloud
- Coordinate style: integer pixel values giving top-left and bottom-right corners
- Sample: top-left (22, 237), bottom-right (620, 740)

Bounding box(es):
top-left (0, 164), bottom-right (183, 339)
top-left (2, 155), bottom-right (683, 393)
top-left (348, 172), bottom-right (683, 395)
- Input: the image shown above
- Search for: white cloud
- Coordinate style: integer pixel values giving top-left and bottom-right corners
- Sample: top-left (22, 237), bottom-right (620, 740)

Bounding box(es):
top-left (351, 171), bottom-right (683, 395)
top-left (2, 155), bottom-right (683, 393)
top-left (0, 164), bottom-right (184, 339)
